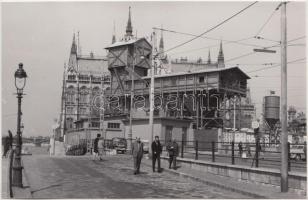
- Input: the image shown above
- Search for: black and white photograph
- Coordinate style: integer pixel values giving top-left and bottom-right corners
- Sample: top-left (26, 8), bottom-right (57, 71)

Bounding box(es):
top-left (1, 1), bottom-right (307, 199)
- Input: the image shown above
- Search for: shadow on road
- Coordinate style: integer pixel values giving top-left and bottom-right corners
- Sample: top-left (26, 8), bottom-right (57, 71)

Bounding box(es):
top-left (31, 184), bottom-right (62, 194)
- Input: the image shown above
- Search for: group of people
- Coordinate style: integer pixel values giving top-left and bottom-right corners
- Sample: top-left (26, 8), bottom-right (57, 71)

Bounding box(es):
top-left (238, 141), bottom-right (262, 158)
top-left (132, 136), bottom-right (179, 175)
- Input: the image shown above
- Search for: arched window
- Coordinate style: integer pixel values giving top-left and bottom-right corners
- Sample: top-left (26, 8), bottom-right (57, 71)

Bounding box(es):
top-left (79, 86), bottom-right (89, 104)
top-left (92, 86), bottom-right (101, 96)
top-left (66, 86), bottom-right (75, 104)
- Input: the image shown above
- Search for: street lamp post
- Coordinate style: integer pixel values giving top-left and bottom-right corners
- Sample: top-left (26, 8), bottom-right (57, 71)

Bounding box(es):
top-left (12, 63), bottom-right (27, 187)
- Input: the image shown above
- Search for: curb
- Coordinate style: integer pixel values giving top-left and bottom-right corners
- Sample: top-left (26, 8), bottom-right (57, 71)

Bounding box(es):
top-left (143, 159), bottom-right (266, 199)
top-left (165, 168), bottom-right (266, 199)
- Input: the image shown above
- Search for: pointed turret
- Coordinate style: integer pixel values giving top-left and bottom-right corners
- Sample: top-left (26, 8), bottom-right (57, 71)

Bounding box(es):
top-left (217, 41), bottom-right (225, 68)
top-left (71, 34), bottom-right (77, 54)
top-left (112, 21), bottom-right (116, 44)
top-left (125, 7), bottom-right (133, 37)
top-left (159, 26), bottom-right (164, 58)
top-left (207, 50), bottom-right (211, 64)
top-left (69, 34), bottom-right (78, 71)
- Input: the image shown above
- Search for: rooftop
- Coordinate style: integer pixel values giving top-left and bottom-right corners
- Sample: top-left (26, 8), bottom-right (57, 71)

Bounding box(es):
top-left (142, 66), bottom-right (250, 79)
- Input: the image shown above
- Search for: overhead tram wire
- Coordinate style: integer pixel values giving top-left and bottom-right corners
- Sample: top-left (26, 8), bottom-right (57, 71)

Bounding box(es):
top-left (246, 58), bottom-right (306, 74)
top-left (225, 36), bottom-right (306, 63)
top-left (168, 37), bottom-right (253, 56)
top-left (153, 28), bottom-right (263, 48)
top-left (254, 2), bottom-right (281, 37)
top-left (162, 1), bottom-right (258, 54)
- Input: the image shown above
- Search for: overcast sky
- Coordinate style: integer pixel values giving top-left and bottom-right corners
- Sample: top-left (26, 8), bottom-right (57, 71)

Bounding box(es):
top-left (2, 1), bottom-right (306, 137)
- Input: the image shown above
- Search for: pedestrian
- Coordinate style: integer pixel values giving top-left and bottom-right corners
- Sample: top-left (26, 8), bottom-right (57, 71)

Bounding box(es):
top-left (2, 136), bottom-right (9, 158)
top-left (246, 142), bottom-right (251, 157)
top-left (132, 137), bottom-right (143, 175)
top-left (151, 136), bottom-right (162, 172)
top-left (98, 137), bottom-right (105, 161)
top-left (167, 139), bottom-right (179, 170)
top-left (8, 130), bottom-right (13, 149)
top-left (304, 141), bottom-right (306, 161)
top-left (238, 141), bottom-right (243, 157)
top-left (93, 134), bottom-right (101, 160)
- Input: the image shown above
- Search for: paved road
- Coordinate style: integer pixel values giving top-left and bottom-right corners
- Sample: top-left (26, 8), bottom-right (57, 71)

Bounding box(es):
top-left (22, 155), bottom-right (250, 198)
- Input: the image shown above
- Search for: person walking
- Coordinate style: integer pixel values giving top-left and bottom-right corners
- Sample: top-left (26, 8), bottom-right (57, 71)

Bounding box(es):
top-left (238, 141), bottom-right (243, 157)
top-left (151, 136), bottom-right (162, 172)
top-left (132, 138), bottom-right (144, 175)
top-left (93, 134), bottom-right (101, 161)
top-left (167, 139), bottom-right (179, 170)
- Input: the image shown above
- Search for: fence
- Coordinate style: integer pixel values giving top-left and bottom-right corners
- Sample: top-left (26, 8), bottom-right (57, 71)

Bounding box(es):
top-left (158, 140), bottom-right (306, 172)
top-left (71, 137), bottom-right (306, 172)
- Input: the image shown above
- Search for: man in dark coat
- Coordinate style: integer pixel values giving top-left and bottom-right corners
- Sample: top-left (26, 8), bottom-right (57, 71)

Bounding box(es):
top-left (167, 139), bottom-right (179, 170)
top-left (93, 134), bottom-right (101, 160)
top-left (132, 138), bottom-right (144, 174)
top-left (151, 136), bottom-right (162, 172)
top-left (2, 136), bottom-right (9, 158)
top-left (238, 142), bottom-right (243, 157)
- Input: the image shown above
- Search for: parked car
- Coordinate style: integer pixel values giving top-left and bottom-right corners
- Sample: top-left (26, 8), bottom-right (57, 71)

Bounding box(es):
top-left (141, 140), bottom-right (149, 153)
top-left (290, 145), bottom-right (306, 161)
top-left (111, 137), bottom-right (127, 154)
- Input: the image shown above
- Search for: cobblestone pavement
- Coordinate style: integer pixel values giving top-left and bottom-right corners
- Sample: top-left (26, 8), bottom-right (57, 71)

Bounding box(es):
top-left (22, 154), bottom-right (251, 199)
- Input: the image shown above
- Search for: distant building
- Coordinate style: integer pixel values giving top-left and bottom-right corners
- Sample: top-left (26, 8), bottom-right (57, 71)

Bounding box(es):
top-left (61, 7), bottom-right (253, 150)
top-left (59, 35), bottom-right (110, 142)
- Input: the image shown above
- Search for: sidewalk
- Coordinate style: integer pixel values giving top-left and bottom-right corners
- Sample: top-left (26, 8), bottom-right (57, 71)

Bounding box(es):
top-left (142, 155), bottom-right (306, 199)
top-left (1, 158), bottom-right (9, 199)
top-left (1, 155), bottom-right (32, 199)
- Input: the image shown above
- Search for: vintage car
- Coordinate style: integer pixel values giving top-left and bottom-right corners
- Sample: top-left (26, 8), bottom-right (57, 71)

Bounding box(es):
top-left (111, 137), bottom-right (127, 154)
top-left (290, 145), bottom-right (306, 161)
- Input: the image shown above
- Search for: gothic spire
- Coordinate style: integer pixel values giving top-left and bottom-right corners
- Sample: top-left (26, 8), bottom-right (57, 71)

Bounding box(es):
top-left (125, 6), bottom-right (133, 37)
top-left (218, 40), bottom-right (224, 61)
top-left (112, 21), bottom-right (116, 44)
top-left (217, 41), bottom-right (225, 68)
top-left (70, 33), bottom-right (77, 54)
top-left (207, 50), bottom-right (211, 64)
top-left (159, 26), bottom-right (164, 50)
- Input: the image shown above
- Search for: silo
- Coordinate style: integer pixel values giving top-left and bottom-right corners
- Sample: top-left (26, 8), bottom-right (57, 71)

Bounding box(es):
top-left (264, 95), bottom-right (280, 129)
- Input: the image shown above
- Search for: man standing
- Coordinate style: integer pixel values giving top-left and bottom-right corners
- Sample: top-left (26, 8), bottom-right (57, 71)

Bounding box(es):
top-left (238, 141), bottom-right (243, 157)
top-left (132, 138), bottom-right (143, 174)
top-left (167, 139), bottom-right (179, 170)
top-left (151, 136), bottom-right (162, 172)
top-left (93, 134), bottom-right (101, 161)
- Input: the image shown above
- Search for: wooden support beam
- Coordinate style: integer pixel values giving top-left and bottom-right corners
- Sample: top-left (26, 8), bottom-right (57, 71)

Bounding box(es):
top-left (125, 66), bottom-right (150, 86)
top-left (113, 68), bottom-right (125, 94)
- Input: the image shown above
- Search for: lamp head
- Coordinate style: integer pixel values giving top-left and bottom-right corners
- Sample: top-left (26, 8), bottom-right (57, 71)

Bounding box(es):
top-left (14, 63), bottom-right (27, 91)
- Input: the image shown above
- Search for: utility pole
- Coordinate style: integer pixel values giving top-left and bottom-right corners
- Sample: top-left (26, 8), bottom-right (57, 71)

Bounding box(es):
top-left (280, 2), bottom-right (288, 192)
top-left (128, 47), bottom-right (135, 153)
top-left (232, 95), bottom-right (236, 141)
top-left (149, 30), bottom-right (157, 157)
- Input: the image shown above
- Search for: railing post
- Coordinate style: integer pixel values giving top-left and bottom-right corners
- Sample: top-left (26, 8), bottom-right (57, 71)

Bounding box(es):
top-left (231, 141), bottom-right (235, 165)
top-left (288, 142), bottom-right (291, 171)
top-left (255, 140), bottom-right (259, 168)
top-left (212, 141), bottom-right (215, 162)
top-left (181, 139), bottom-right (184, 158)
top-left (195, 140), bottom-right (198, 160)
